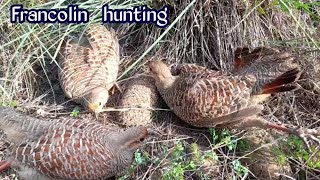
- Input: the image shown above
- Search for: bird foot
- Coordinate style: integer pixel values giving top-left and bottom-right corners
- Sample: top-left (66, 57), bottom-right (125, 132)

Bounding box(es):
top-left (266, 122), bottom-right (320, 152)
top-left (291, 127), bottom-right (320, 151)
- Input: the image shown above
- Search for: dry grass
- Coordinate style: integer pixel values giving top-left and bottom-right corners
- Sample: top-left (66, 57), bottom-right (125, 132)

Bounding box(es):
top-left (0, 0), bottom-right (319, 179)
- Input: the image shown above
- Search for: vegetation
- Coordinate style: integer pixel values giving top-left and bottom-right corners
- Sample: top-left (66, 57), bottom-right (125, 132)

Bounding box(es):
top-left (0, 0), bottom-right (319, 179)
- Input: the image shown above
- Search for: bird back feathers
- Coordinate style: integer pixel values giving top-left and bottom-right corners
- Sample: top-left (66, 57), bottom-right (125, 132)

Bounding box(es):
top-left (156, 61), bottom-right (257, 126)
top-left (0, 107), bottom-right (150, 180)
top-left (58, 24), bottom-right (120, 101)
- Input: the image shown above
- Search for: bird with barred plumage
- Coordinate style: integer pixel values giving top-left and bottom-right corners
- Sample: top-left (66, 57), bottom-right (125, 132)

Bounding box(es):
top-left (59, 23), bottom-right (120, 119)
top-left (0, 107), bottom-right (154, 180)
top-left (148, 48), bottom-right (320, 148)
top-left (169, 47), bottom-right (302, 104)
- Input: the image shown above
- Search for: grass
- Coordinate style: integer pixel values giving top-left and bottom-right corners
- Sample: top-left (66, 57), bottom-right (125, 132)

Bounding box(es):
top-left (0, 0), bottom-right (320, 179)
top-left (273, 135), bottom-right (320, 169)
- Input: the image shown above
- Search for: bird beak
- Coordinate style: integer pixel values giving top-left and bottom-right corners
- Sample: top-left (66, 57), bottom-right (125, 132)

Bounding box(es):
top-left (146, 128), bottom-right (160, 136)
top-left (88, 103), bottom-right (100, 120)
top-left (88, 103), bottom-right (99, 112)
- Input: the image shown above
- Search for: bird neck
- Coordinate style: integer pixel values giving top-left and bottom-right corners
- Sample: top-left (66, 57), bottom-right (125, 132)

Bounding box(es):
top-left (106, 133), bottom-right (133, 173)
top-left (116, 148), bottom-right (132, 173)
top-left (156, 76), bottom-right (176, 91)
top-left (110, 132), bottom-right (136, 154)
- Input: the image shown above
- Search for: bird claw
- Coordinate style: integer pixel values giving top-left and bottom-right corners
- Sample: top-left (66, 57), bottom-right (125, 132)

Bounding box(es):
top-left (292, 127), bottom-right (320, 152)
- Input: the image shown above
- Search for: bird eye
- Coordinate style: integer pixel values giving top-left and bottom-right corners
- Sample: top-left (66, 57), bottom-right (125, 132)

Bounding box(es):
top-left (99, 102), bottom-right (102, 106)
top-left (139, 138), bottom-right (145, 142)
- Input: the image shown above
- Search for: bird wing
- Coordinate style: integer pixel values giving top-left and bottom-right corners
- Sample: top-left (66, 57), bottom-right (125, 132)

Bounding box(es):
top-left (59, 39), bottom-right (95, 99)
top-left (86, 24), bottom-right (119, 62)
top-left (55, 117), bottom-right (119, 134)
top-left (0, 107), bottom-right (117, 144)
top-left (0, 107), bottom-right (122, 179)
top-left (86, 24), bottom-right (120, 85)
top-left (58, 24), bottom-right (120, 102)
top-left (14, 128), bottom-right (115, 179)
top-left (177, 72), bottom-right (257, 126)
top-left (170, 63), bottom-right (226, 77)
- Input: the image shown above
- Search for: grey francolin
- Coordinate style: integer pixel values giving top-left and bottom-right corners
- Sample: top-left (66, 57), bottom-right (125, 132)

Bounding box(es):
top-left (170, 47), bottom-right (301, 104)
top-left (59, 23), bottom-right (120, 118)
top-left (117, 75), bottom-right (161, 126)
top-left (148, 59), bottom-right (319, 147)
top-left (0, 107), bottom-right (153, 180)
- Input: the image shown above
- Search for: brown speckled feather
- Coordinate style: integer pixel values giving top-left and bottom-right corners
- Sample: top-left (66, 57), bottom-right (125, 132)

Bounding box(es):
top-left (152, 61), bottom-right (257, 127)
top-left (86, 24), bottom-right (120, 85)
top-left (150, 61), bottom-right (319, 146)
top-left (160, 47), bottom-right (301, 127)
top-left (59, 24), bottom-right (119, 106)
top-left (0, 107), bottom-right (149, 180)
top-left (169, 63), bottom-right (219, 76)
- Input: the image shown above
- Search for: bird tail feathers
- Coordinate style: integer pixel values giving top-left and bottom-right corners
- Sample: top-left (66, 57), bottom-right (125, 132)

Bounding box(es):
top-left (261, 68), bottom-right (302, 94)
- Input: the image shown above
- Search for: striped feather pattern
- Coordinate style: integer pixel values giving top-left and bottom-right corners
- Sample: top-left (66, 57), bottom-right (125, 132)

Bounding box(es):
top-left (169, 63), bottom-right (227, 77)
top-left (0, 107), bottom-right (148, 180)
top-left (59, 24), bottom-right (119, 104)
top-left (150, 61), bottom-right (257, 127)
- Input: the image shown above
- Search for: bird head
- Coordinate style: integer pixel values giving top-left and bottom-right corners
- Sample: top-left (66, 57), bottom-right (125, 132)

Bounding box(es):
top-left (83, 87), bottom-right (109, 119)
top-left (108, 126), bottom-right (158, 171)
top-left (147, 60), bottom-right (174, 88)
top-left (117, 126), bottom-right (158, 153)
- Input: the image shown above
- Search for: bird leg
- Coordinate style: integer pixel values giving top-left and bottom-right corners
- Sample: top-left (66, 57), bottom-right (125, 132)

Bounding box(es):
top-left (267, 123), bottom-right (320, 150)
top-left (232, 116), bottom-right (320, 151)
top-left (0, 160), bottom-right (12, 172)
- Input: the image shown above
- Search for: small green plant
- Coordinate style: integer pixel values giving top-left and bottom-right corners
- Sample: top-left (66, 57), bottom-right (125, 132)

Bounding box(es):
top-left (163, 162), bottom-right (184, 180)
top-left (172, 140), bottom-right (185, 161)
top-left (232, 160), bottom-right (249, 178)
top-left (236, 139), bottom-right (251, 151)
top-left (221, 130), bottom-right (237, 151)
top-left (0, 100), bottom-right (19, 108)
top-left (70, 106), bottom-right (81, 117)
top-left (208, 128), bottom-right (219, 142)
top-left (163, 141), bottom-right (197, 180)
top-left (134, 149), bottom-right (150, 166)
top-left (190, 143), bottom-right (201, 162)
top-left (209, 128), bottom-right (238, 150)
top-left (273, 135), bottom-right (320, 168)
top-left (204, 151), bottom-right (219, 162)
top-left (118, 150), bottom-right (151, 180)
